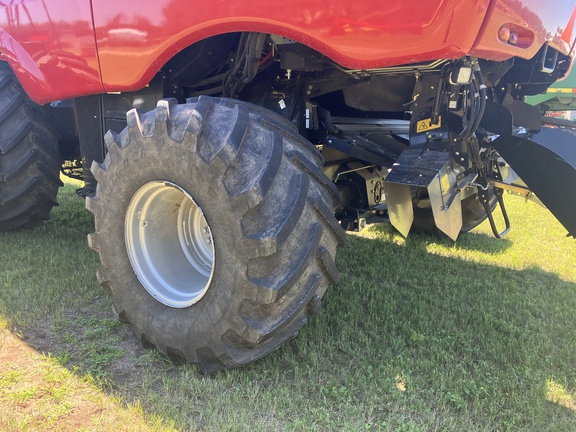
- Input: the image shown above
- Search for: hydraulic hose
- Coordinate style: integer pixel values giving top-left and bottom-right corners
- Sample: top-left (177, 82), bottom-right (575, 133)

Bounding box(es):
top-left (242, 33), bottom-right (267, 84)
top-left (458, 61), bottom-right (486, 141)
top-left (223, 33), bottom-right (267, 97)
top-left (469, 61), bottom-right (487, 136)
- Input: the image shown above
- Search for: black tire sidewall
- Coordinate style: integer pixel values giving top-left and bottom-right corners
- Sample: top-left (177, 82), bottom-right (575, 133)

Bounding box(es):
top-left (98, 132), bottom-right (250, 351)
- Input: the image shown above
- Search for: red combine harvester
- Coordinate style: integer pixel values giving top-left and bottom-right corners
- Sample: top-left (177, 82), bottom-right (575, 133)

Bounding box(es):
top-left (0, 0), bottom-right (575, 371)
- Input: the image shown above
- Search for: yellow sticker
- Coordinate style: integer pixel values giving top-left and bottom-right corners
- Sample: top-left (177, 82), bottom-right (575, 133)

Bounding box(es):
top-left (416, 116), bottom-right (442, 133)
top-left (440, 173), bottom-right (451, 195)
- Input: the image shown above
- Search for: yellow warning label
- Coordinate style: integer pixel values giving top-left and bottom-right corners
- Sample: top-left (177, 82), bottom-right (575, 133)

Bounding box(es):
top-left (417, 116), bottom-right (442, 133)
top-left (440, 173), bottom-right (451, 195)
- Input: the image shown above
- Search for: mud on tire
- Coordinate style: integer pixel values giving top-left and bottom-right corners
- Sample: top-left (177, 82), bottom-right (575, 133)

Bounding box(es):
top-left (0, 62), bottom-right (62, 231)
top-left (86, 96), bottom-right (345, 372)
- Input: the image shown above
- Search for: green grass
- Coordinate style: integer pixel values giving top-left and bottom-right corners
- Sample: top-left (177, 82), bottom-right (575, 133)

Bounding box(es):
top-left (1, 180), bottom-right (575, 431)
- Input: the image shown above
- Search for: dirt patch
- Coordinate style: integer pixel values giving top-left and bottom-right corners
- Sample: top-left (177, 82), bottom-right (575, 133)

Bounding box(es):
top-left (0, 328), bottom-right (163, 431)
top-left (16, 299), bottom-right (183, 401)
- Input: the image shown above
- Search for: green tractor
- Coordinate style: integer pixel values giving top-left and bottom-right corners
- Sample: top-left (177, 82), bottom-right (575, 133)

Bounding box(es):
top-left (527, 67), bottom-right (576, 114)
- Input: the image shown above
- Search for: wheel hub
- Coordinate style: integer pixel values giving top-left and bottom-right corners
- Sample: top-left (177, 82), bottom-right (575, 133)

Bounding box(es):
top-left (125, 181), bottom-right (215, 308)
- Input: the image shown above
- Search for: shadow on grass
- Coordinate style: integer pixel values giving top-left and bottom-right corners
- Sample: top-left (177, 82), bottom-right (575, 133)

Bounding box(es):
top-left (370, 221), bottom-right (514, 255)
top-left (0, 185), bottom-right (575, 430)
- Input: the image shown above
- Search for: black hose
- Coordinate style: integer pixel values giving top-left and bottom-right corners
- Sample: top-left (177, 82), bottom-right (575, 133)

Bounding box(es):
top-left (431, 71), bottom-right (445, 126)
top-left (223, 33), bottom-right (250, 97)
top-left (458, 76), bottom-right (478, 140)
top-left (458, 61), bottom-right (487, 142)
top-left (241, 33), bottom-right (267, 84)
top-left (223, 33), bottom-right (267, 97)
top-left (469, 66), bottom-right (487, 136)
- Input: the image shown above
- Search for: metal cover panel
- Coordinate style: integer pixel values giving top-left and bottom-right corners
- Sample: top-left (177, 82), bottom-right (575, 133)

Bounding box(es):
top-left (493, 127), bottom-right (576, 237)
top-left (385, 149), bottom-right (451, 187)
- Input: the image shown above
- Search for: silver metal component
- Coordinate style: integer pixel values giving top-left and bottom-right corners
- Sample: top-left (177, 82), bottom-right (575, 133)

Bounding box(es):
top-left (471, 182), bottom-right (490, 191)
top-left (341, 59), bottom-right (447, 77)
top-left (334, 164), bottom-right (376, 183)
top-left (428, 171), bottom-right (462, 241)
top-left (496, 162), bottom-right (544, 207)
top-left (384, 149), bottom-right (463, 240)
top-left (269, 35), bottom-right (297, 45)
top-left (488, 179), bottom-right (532, 196)
top-left (383, 183), bottom-right (414, 237)
top-left (539, 45), bottom-right (558, 74)
top-left (450, 65), bottom-right (473, 84)
top-left (343, 162), bottom-right (387, 207)
top-left (331, 118), bottom-right (410, 135)
top-left (125, 181), bottom-right (215, 308)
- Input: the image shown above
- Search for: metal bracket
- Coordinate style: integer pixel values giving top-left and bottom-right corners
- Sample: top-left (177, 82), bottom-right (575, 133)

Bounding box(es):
top-left (384, 149), bottom-right (463, 239)
top-left (540, 45), bottom-right (558, 74)
top-left (477, 165), bottom-right (510, 239)
top-left (480, 187), bottom-right (510, 239)
top-left (487, 179), bottom-right (533, 200)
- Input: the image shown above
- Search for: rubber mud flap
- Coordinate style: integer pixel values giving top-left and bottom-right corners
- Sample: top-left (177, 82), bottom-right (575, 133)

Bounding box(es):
top-left (492, 126), bottom-right (576, 237)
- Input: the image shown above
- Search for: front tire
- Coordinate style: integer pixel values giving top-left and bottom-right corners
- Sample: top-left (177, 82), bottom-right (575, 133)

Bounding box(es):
top-left (0, 62), bottom-right (62, 231)
top-left (86, 97), bottom-right (345, 372)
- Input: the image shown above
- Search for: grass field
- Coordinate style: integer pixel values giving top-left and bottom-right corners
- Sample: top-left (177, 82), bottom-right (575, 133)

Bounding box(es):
top-left (1, 180), bottom-right (575, 431)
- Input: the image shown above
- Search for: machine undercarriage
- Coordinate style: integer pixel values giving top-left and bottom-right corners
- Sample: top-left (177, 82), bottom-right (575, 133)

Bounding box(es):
top-left (67, 33), bottom-right (576, 241)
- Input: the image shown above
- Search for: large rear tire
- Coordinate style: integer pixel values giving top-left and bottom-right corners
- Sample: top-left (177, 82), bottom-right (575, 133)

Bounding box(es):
top-left (86, 97), bottom-right (345, 372)
top-left (0, 63), bottom-right (62, 231)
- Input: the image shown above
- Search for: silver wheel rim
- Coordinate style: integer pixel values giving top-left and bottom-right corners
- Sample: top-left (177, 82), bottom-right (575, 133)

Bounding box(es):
top-left (125, 181), bottom-right (215, 308)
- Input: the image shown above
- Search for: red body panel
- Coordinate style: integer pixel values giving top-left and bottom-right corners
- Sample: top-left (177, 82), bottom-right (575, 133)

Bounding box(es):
top-left (0, 0), bottom-right (575, 104)
top-left (471, 0), bottom-right (576, 60)
top-left (0, 0), bottom-right (102, 104)
top-left (92, 0), bottom-right (491, 92)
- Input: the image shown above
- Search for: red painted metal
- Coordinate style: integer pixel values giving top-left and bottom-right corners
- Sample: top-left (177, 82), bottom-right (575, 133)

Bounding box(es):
top-left (0, 0), bottom-right (574, 104)
top-left (470, 0), bottom-right (576, 60)
top-left (0, 0), bottom-right (102, 104)
top-left (92, 0), bottom-right (492, 92)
